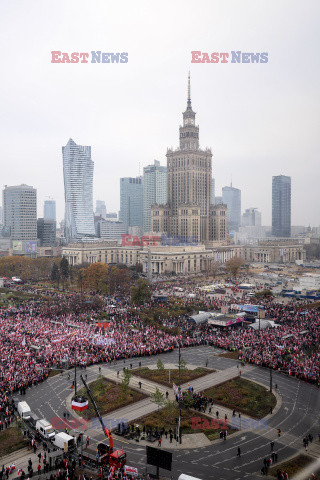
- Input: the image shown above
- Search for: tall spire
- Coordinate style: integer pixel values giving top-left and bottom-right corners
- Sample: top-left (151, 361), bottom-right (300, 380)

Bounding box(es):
top-left (187, 71), bottom-right (192, 109)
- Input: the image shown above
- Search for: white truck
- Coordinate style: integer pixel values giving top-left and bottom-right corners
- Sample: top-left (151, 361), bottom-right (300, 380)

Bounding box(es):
top-left (53, 432), bottom-right (75, 452)
top-left (35, 419), bottom-right (55, 439)
top-left (17, 401), bottom-right (31, 420)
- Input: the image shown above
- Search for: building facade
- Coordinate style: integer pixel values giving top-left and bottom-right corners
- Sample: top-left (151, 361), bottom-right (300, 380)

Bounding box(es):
top-left (211, 178), bottom-right (215, 205)
top-left (3, 184), bottom-right (37, 241)
top-left (119, 177), bottom-right (143, 233)
top-left (143, 160), bottom-right (167, 233)
top-left (63, 138), bottom-right (96, 243)
top-left (242, 208), bottom-right (261, 227)
top-left (62, 241), bottom-right (305, 271)
top-left (37, 218), bottom-right (57, 246)
top-left (44, 200), bottom-right (56, 221)
top-left (151, 75), bottom-right (227, 243)
top-left (96, 200), bottom-right (107, 219)
top-left (222, 184), bottom-right (241, 232)
top-left (272, 175), bottom-right (291, 237)
top-left (97, 218), bottom-right (126, 241)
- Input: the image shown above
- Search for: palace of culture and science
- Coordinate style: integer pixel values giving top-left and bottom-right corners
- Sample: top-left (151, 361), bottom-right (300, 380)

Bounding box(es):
top-left (151, 74), bottom-right (227, 244)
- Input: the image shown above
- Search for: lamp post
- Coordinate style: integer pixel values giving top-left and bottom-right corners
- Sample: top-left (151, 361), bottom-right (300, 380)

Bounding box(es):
top-left (178, 343), bottom-right (182, 444)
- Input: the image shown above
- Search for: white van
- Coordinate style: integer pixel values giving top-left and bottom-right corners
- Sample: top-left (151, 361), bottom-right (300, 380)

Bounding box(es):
top-left (35, 419), bottom-right (55, 439)
top-left (53, 432), bottom-right (75, 452)
top-left (17, 401), bottom-right (31, 420)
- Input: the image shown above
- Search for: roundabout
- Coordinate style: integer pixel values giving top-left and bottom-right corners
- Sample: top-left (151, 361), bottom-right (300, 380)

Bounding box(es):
top-left (17, 345), bottom-right (320, 480)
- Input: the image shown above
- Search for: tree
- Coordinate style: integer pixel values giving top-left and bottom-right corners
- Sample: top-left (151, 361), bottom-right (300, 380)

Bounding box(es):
top-left (204, 260), bottom-right (220, 279)
top-left (51, 262), bottom-right (60, 289)
top-left (178, 356), bottom-right (187, 371)
top-left (60, 257), bottom-right (70, 289)
top-left (82, 263), bottom-right (109, 293)
top-left (157, 359), bottom-right (164, 371)
top-left (131, 279), bottom-right (151, 305)
top-left (121, 368), bottom-right (132, 397)
top-left (150, 387), bottom-right (166, 410)
top-left (181, 390), bottom-right (195, 409)
top-left (225, 256), bottom-right (244, 277)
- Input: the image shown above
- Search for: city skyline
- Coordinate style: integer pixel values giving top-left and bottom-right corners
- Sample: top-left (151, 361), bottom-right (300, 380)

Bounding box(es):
top-left (0, 1), bottom-right (319, 227)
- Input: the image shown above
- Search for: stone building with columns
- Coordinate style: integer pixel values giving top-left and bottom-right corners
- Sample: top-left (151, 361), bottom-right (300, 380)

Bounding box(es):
top-left (62, 241), bottom-right (305, 274)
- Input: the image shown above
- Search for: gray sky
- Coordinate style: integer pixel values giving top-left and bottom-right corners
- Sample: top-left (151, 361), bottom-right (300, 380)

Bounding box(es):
top-left (1, 0), bottom-right (319, 226)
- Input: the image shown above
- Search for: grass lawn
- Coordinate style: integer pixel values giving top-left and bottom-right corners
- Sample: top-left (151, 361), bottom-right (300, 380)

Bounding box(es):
top-left (204, 377), bottom-right (276, 419)
top-left (0, 426), bottom-right (26, 458)
top-left (132, 367), bottom-right (213, 388)
top-left (269, 454), bottom-right (314, 477)
top-left (76, 377), bottom-right (147, 419)
top-left (48, 369), bottom-right (63, 378)
top-left (218, 350), bottom-right (240, 360)
top-left (132, 403), bottom-right (236, 441)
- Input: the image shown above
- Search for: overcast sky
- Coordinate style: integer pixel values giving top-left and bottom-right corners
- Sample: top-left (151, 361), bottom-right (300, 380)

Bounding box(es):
top-left (0, 0), bottom-right (319, 226)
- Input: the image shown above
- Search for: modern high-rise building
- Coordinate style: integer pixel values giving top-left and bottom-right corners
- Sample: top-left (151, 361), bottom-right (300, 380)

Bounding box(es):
top-left (3, 184), bottom-right (37, 240)
top-left (62, 138), bottom-right (96, 243)
top-left (151, 75), bottom-right (227, 243)
top-left (222, 184), bottom-right (241, 232)
top-left (272, 175), bottom-right (291, 237)
top-left (96, 218), bottom-right (126, 241)
top-left (37, 218), bottom-right (57, 246)
top-left (119, 177), bottom-right (143, 233)
top-left (44, 200), bottom-right (56, 221)
top-left (143, 160), bottom-right (167, 233)
top-left (242, 208), bottom-right (261, 227)
top-left (96, 200), bottom-right (107, 219)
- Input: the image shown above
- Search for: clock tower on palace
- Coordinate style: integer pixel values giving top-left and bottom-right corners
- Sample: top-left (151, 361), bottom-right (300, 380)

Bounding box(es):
top-left (179, 74), bottom-right (200, 151)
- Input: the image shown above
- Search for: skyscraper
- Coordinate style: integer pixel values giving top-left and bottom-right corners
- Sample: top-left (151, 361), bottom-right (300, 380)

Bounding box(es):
top-left (96, 200), bottom-right (107, 218)
top-left (63, 138), bottom-right (96, 243)
top-left (143, 160), bottom-right (167, 233)
top-left (167, 74), bottom-right (212, 241)
top-left (151, 75), bottom-right (227, 243)
top-left (272, 175), bottom-right (291, 237)
top-left (37, 218), bottom-right (56, 246)
top-left (222, 184), bottom-right (241, 232)
top-left (242, 208), bottom-right (261, 227)
top-left (44, 200), bottom-right (56, 221)
top-left (3, 184), bottom-right (37, 240)
top-left (211, 178), bottom-right (215, 205)
top-left (119, 177), bottom-right (143, 233)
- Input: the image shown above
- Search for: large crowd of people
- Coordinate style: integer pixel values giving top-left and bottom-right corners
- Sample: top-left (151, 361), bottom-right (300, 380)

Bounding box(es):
top-left (0, 276), bottom-right (319, 479)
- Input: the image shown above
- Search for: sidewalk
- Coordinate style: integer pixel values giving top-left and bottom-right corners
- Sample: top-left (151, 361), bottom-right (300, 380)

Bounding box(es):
top-left (66, 363), bottom-right (260, 449)
top-left (0, 446), bottom-right (47, 478)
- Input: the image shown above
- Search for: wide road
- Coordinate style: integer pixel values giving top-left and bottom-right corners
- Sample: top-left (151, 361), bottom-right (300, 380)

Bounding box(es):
top-left (18, 346), bottom-right (320, 480)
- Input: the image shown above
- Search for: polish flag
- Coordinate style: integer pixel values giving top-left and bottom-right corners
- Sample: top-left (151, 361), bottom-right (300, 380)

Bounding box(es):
top-left (71, 396), bottom-right (89, 411)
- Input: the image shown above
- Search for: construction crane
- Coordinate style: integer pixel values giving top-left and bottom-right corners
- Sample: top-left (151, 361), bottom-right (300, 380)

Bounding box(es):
top-left (79, 375), bottom-right (126, 469)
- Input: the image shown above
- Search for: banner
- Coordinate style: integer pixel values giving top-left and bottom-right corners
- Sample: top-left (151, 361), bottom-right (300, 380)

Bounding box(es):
top-left (26, 241), bottom-right (37, 253)
top-left (124, 466), bottom-right (138, 476)
top-left (12, 241), bottom-right (22, 251)
top-left (92, 336), bottom-right (115, 346)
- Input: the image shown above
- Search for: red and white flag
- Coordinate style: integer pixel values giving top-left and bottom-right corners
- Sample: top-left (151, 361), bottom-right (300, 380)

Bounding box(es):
top-left (71, 396), bottom-right (88, 411)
